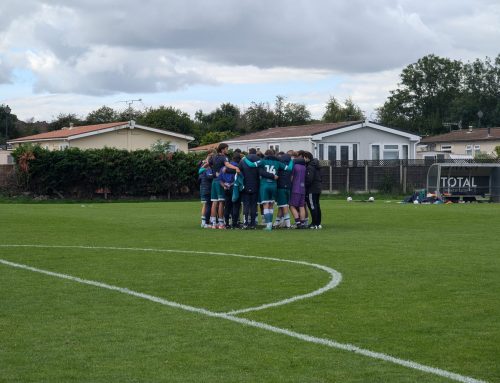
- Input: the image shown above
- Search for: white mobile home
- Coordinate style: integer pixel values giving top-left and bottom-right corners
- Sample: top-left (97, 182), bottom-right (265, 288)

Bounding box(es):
top-left (225, 121), bottom-right (421, 161)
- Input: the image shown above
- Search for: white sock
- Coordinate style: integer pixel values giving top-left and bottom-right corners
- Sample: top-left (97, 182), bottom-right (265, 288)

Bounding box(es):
top-left (284, 213), bottom-right (291, 227)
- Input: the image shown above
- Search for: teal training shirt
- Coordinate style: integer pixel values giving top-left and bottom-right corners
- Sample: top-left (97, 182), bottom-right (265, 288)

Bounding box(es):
top-left (244, 156), bottom-right (289, 184)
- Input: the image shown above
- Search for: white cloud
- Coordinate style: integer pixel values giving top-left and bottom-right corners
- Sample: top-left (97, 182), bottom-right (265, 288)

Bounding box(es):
top-left (1, 0), bottom-right (500, 122)
top-left (2, 0), bottom-right (498, 94)
top-left (0, 58), bottom-right (13, 84)
top-left (26, 50), bottom-right (59, 72)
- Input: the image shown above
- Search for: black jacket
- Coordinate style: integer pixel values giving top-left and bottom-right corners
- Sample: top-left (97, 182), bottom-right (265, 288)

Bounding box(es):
top-left (237, 154), bottom-right (272, 193)
top-left (305, 158), bottom-right (322, 194)
top-left (277, 153), bottom-right (292, 189)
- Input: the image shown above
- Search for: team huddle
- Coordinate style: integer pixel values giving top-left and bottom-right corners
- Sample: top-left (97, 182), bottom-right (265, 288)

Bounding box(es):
top-left (198, 143), bottom-right (322, 230)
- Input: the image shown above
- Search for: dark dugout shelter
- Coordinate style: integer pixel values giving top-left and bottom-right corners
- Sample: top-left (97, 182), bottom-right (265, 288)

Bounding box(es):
top-left (427, 163), bottom-right (500, 202)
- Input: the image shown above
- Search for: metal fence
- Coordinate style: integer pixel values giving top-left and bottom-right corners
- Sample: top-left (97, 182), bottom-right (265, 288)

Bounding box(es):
top-left (319, 159), bottom-right (500, 194)
top-left (2, 159), bottom-right (499, 196)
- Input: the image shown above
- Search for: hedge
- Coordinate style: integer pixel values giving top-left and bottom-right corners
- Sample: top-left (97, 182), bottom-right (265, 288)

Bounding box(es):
top-left (11, 145), bottom-right (205, 198)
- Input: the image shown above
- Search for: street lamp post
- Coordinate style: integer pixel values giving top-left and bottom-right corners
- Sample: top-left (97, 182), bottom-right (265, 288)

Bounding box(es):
top-left (4, 106), bottom-right (11, 145)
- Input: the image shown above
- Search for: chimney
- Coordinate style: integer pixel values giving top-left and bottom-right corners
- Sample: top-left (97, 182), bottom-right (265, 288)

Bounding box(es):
top-left (129, 120), bottom-right (136, 129)
top-left (69, 122), bottom-right (74, 130)
top-left (468, 126), bottom-right (473, 133)
top-left (488, 127), bottom-right (491, 137)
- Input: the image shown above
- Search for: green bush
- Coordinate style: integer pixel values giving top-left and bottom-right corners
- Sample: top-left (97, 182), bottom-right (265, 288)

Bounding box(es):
top-left (11, 145), bottom-right (204, 198)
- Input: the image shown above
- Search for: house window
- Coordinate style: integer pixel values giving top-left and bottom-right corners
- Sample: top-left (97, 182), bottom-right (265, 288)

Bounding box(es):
top-left (372, 145), bottom-right (380, 160)
top-left (441, 145), bottom-right (452, 153)
top-left (465, 145), bottom-right (472, 156)
top-left (269, 144), bottom-right (280, 152)
top-left (402, 145), bottom-right (409, 160)
top-left (59, 143), bottom-right (69, 150)
top-left (474, 145), bottom-right (480, 155)
top-left (318, 144), bottom-right (324, 160)
top-left (328, 146), bottom-right (337, 162)
top-left (340, 145), bottom-right (349, 162)
top-left (326, 144), bottom-right (358, 162)
top-left (383, 144), bottom-right (399, 160)
top-left (167, 144), bottom-right (177, 152)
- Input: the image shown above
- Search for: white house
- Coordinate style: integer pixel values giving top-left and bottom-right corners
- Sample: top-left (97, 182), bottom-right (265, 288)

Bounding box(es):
top-left (418, 127), bottom-right (500, 160)
top-left (8, 121), bottom-right (194, 153)
top-left (0, 150), bottom-right (14, 165)
top-left (225, 120), bottom-right (421, 161)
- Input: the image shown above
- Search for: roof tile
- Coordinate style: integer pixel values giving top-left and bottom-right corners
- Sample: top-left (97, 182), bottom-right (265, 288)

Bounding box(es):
top-left (10, 122), bottom-right (128, 142)
top-left (421, 127), bottom-right (500, 143)
top-left (227, 121), bottom-right (363, 141)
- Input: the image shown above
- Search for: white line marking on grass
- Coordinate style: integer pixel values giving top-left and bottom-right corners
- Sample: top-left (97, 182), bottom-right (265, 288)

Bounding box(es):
top-left (0, 244), bottom-right (341, 315)
top-left (0, 246), bottom-right (488, 383)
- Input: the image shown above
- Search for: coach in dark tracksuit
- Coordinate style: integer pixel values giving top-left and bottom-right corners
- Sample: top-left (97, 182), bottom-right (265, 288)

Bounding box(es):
top-left (305, 152), bottom-right (322, 229)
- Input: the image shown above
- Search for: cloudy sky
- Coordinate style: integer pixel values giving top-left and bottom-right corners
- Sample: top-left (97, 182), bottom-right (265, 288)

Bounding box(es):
top-left (1, 0), bottom-right (499, 122)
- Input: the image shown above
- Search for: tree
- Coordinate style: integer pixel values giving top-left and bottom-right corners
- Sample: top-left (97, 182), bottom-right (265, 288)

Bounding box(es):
top-left (452, 55), bottom-right (500, 129)
top-left (243, 102), bottom-right (275, 132)
top-left (377, 54), bottom-right (463, 135)
top-left (86, 106), bottom-right (119, 124)
top-left (48, 113), bottom-right (83, 131)
top-left (199, 131), bottom-right (237, 146)
top-left (343, 98), bottom-right (365, 121)
top-left (209, 103), bottom-right (243, 132)
top-left (274, 95), bottom-right (286, 127)
top-left (376, 54), bottom-right (500, 135)
top-left (192, 103), bottom-right (244, 147)
top-left (195, 103), bottom-right (244, 134)
top-left (322, 97), bottom-right (364, 122)
top-left (138, 106), bottom-right (194, 135)
top-left (322, 96), bottom-right (343, 122)
top-left (16, 119), bottom-right (49, 138)
top-left (273, 95), bottom-right (311, 127)
top-left (1, 105), bottom-right (19, 144)
top-left (283, 102), bottom-right (311, 126)
top-left (117, 107), bottom-right (143, 122)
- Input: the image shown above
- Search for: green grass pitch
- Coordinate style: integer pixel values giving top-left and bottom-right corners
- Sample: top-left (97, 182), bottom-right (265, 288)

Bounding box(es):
top-left (0, 200), bottom-right (499, 382)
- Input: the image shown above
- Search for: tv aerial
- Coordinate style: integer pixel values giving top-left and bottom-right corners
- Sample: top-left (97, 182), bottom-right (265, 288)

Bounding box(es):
top-left (117, 98), bottom-right (144, 121)
top-left (118, 98), bottom-right (143, 109)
